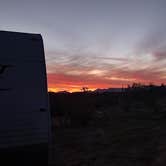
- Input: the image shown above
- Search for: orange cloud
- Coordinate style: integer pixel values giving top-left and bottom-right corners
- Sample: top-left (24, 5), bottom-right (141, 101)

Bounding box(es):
top-left (47, 67), bottom-right (166, 92)
top-left (46, 49), bottom-right (166, 92)
top-left (47, 73), bottom-right (112, 92)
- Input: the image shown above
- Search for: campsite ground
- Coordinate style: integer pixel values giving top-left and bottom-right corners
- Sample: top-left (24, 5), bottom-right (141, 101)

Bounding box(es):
top-left (48, 87), bottom-right (166, 166)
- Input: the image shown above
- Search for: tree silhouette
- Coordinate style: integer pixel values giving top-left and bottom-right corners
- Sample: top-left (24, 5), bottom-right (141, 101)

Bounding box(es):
top-left (81, 87), bottom-right (89, 92)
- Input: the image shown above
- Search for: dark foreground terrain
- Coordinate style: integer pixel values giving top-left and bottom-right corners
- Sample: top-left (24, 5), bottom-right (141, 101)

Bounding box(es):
top-left (49, 85), bottom-right (166, 166)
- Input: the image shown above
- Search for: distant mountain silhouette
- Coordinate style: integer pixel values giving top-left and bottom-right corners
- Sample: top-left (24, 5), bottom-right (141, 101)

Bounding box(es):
top-left (94, 88), bottom-right (123, 93)
top-left (56, 90), bottom-right (70, 94)
top-left (53, 85), bottom-right (166, 94)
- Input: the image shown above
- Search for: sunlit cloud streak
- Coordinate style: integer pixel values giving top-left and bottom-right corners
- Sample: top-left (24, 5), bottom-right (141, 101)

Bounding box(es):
top-left (46, 48), bottom-right (166, 92)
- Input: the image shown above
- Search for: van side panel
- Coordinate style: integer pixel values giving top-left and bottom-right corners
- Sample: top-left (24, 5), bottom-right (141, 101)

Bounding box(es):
top-left (0, 31), bottom-right (50, 150)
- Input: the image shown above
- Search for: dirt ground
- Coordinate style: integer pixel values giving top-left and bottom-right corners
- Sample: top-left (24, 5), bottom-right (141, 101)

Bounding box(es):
top-left (49, 110), bottom-right (166, 166)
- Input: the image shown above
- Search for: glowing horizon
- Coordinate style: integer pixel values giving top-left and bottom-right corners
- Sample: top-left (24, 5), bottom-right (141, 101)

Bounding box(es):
top-left (46, 48), bottom-right (166, 92)
top-left (47, 61), bottom-right (165, 92)
top-left (47, 81), bottom-right (165, 93)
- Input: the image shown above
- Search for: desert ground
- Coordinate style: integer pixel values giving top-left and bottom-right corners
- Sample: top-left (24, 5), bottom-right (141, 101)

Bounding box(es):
top-left (48, 86), bottom-right (166, 166)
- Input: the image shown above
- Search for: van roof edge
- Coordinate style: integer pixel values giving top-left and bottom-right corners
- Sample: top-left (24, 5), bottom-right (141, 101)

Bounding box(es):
top-left (0, 30), bottom-right (41, 36)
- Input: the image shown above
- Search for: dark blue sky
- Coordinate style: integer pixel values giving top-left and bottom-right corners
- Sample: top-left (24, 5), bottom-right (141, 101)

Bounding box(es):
top-left (1, 0), bottom-right (166, 91)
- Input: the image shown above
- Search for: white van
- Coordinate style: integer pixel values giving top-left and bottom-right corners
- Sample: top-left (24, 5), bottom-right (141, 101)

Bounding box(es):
top-left (0, 31), bottom-right (51, 165)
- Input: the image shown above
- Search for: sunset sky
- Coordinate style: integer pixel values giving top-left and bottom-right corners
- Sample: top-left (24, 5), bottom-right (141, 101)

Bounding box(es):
top-left (0, 0), bottom-right (166, 92)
